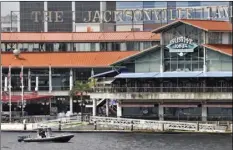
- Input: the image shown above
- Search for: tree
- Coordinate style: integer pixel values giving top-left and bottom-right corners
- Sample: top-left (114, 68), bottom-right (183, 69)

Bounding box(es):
top-left (69, 78), bottom-right (97, 121)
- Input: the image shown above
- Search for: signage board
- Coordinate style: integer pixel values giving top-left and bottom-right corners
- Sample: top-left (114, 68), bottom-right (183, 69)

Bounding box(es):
top-left (166, 36), bottom-right (198, 56)
top-left (31, 6), bottom-right (232, 23)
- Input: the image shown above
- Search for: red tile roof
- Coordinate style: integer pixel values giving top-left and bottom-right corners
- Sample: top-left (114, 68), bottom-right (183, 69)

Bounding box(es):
top-left (1, 31), bottom-right (160, 42)
top-left (180, 19), bottom-right (232, 32)
top-left (2, 51), bottom-right (139, 67)
top-left (202, 44), bottom-right (232, 56)
top-left (152, 19), bottom-right (232, 33)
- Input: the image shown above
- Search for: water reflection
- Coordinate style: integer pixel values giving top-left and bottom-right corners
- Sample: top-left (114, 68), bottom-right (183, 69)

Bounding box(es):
top-left (1, 132), bottom-right (232, 150)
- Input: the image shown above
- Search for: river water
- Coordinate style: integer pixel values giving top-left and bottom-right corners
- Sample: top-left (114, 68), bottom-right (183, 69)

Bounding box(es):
top-left (1, 132), bottom-right (232, 150)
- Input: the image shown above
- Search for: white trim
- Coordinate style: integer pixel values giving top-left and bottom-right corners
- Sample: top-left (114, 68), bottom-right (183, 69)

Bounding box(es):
top-left (72, 1), bottom-right (75, 32)
top-left (44, 1), bottom-right (48, 32)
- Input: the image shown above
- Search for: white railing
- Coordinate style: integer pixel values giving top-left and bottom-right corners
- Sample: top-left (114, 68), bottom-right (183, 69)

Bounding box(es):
top-left (1, 116), bottom-right (229, 133)
top-left (90, 116), bottom-right (228, 132)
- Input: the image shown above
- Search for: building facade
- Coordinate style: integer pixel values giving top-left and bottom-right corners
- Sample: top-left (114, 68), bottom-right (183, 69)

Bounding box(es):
top-left (18, 1), bottom-right (116, 32)
top-left (90, 19), bottom-right (232, 121)
top-left (116, 1), bottom-right (232, 31)
top-left (0, 7), bottom-right (232, 121)
top-left (0, 31), bottom-right (160, 52)
top-left (4, 1), bottom-right (232, 32)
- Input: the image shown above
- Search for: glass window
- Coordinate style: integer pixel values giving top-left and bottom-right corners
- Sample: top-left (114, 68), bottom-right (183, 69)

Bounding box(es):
top-left (143, 41), bottom-right (152, 49)
top-left (201, 2), bottom-right (229, 6)
top-left (90, 43), bottom-right (96, 51)
top-left (28, 43), bottom-right (34, 52)
top-left (100, 43), bottom-right (107, 51)
top-left (176, 2), bottom-right (188, 7)
top-left (164, 47), bottom-right (204, 72)
top-left (229, 33), bottom-right (232, 44)
top-left (188, 2), bottom-right (201, 7)
top-left (75, 43), bottom-right (91, 51)
top-left (52, 68), bottom-right (70, 91)
top-left (126, 42), bottom-right (140, 50)
top-left (208, 32), bottom-right (222, 44)
top-left (117, 2), bottom-right (143, 9)
top-left (45, 43), bottom-right (54, 52)
top-left (33, 43), bottom-right (39, 51)
top-left (1, 44), bottom-right (6, 51)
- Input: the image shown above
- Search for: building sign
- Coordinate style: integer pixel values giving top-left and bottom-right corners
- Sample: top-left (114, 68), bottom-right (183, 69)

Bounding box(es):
top-left (31, 11), bottom-right (64, 23)
top-left (166, 36), bottom-right (198, 56)
top-left (31, 6), bottom-right (232, 23)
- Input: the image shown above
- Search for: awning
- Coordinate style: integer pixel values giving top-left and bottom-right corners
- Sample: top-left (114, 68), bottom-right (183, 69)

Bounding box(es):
top-left (160, 104), bottom-right (198, 108)
top-left (203, 104), bottom-right (232, 108)
top-left (91, 68), bottom-right (128, 78)
top-left (2, 93), bottom-right (53, 103)
top-left (91, 70), bottom-right (118, 78)
top-left (199, 72), bottom-right (232, 77)
top-left (120, 104), bottom-right (155, 107)
top-left (157, 72), bottom-right (203, 78)
top-left (114, 72), bottom-right (159, 78)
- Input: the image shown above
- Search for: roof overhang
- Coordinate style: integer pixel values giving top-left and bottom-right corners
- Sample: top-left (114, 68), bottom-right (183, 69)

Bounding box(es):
top-left (114, 71), bottom-right (232, 79)
top-left (111, 45), bottom-right (160, 66)
top-left (152, 19), bottom-right (232, 34)
top-left (202, 44), bottom-right (232, 56)
top-left (1, 65), bottom-right (113, 68)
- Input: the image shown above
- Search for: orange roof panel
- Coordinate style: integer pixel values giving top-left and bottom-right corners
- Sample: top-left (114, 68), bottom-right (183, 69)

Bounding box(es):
top-left (1, 31), bottom-right (160, 42)
top-left (2, 51), bottom-right (139, 67)
top-left (180, 19), bottom-right (232, 32)
top-left (152, 19), bottom-right (232, 33)
top-left (202, 44), bottom-right (232, 56)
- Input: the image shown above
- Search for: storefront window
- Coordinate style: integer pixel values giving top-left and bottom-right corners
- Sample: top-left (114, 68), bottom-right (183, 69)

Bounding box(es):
top-left (208, 32), bottom-right (222, 44)
top-left (164, 47), bottom-right (204, 72)
top-left (52, 68), bottom-right (70, 91)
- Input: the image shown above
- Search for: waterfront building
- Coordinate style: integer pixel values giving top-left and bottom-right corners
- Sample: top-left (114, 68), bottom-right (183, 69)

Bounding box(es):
top-left (0, 18), bottom-right (232, 121)
top-left (90, 19), bottom-right (232, 121)
top-left (0, 31), bottom-right (158, 116)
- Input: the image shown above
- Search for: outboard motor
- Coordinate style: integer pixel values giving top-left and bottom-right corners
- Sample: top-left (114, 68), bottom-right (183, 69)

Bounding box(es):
top-left (18, 136), bottom-right (29, 142)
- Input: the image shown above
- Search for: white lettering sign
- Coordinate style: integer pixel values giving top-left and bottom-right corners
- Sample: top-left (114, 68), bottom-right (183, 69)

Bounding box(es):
top-left (31, 6), bottom-right (232, 23)
top-left (166, 36), bottom-right (198, 53)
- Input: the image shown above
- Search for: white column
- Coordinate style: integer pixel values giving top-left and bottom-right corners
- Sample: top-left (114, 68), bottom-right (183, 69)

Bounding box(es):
top-left (158, 104), bottom-right (164, 121)
top-left (21, 66), bottom-right (24, 116)
top-left (49, 66), bottom-right (52, 92)
top-left (69, 69), bottom-right (73, 114)
top-left (92, 99), bottom-right (97, 116)
top-left (106, 99), bottom-right (109, 117)
top-left (0, 66), bottom-right (2, 113)
top-left (8, 66), bottom-right (12, 122)
top-left (17, 12), bottom-right (20, 32)
top-left (117, 101), bottom-right (122, 118)
top-left (72, 1), bottom-right (76, 32)
top-left (100, 1), bottom-right (106, 31)
top-left (28, 69), bottom-right (31, 91)
top-left (202, 106), bottom-right (207, 122)
top-left (160, 32), bottom-right (164, 73)
top-left (4, 77), bottom-right (7, 91)
top-left (203, 31), bottom-right (207, 72)
top-left (35, 76), bottom-right (39, 92)
top-left (44, 1), bottom-right (48, 32)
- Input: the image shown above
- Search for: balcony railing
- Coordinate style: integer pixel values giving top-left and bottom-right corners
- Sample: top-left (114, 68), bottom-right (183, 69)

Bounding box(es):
top-left (90, 87), bottom-right (233, 93)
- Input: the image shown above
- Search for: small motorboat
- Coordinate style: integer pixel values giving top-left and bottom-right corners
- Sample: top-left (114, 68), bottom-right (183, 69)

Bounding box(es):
top-left (18, 127), bottom-right (74, 143)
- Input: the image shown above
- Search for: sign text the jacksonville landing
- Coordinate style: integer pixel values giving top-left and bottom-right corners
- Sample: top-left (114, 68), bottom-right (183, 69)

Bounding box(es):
top-left (31, 6), bottom-right (232, 23)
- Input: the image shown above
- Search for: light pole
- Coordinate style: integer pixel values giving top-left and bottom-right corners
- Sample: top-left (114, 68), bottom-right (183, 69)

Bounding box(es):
top-left (0, 2), bottom-right (2, 150)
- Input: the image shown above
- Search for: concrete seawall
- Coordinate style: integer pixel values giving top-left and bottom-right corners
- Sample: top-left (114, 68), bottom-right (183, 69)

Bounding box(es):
top-left (1, 123), bottom-right (232, 134)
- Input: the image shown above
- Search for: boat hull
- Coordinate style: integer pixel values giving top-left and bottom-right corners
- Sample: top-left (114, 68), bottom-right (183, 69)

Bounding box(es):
top-left (22, 134), bottom-right (74, 143)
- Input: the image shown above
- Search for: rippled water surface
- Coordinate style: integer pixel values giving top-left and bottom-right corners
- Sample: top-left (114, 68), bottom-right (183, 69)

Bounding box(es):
top-left (1, 132), bottom-right (232, 150)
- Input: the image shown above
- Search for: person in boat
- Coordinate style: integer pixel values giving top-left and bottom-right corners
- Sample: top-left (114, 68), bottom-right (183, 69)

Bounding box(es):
top-left (39, 129), bottom-right (46, 138)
